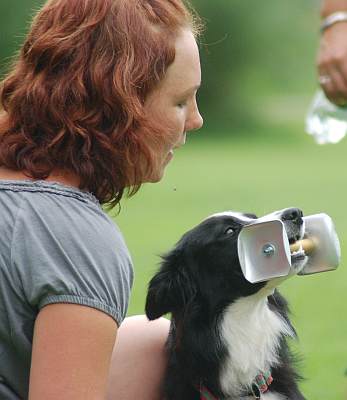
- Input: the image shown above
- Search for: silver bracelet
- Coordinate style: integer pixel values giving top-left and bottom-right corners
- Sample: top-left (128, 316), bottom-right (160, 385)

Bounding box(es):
top-left (321, 11), bottom-right (347, 32)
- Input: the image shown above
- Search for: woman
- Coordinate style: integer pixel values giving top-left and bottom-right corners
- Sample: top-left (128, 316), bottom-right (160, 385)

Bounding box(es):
top-left (0, 0), bottom-right (203, 399)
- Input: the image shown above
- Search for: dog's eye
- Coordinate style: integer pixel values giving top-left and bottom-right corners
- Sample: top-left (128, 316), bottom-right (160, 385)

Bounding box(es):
top-left (224, 227), bottom-right (234, 235)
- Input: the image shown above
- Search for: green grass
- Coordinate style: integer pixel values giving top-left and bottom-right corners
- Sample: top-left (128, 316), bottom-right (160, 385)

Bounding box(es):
top-left (110, 127), bottom-right (347, 399)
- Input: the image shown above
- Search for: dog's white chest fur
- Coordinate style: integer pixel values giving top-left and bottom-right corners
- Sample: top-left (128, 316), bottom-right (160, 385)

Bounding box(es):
top-left (219, 290), bottom-right (294, 397)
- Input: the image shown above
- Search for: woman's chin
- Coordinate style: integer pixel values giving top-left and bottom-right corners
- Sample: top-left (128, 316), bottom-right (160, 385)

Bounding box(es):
top-left (146, 168), bottom-right (165, 183)
top-left (143, 151), bottom-right (173, 183)
top-left (144, 155), bottom-right (173, 183)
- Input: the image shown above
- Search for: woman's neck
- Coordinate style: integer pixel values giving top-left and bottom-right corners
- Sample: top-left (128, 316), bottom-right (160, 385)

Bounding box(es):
top-left (0, 166), bottom-right (81, 189)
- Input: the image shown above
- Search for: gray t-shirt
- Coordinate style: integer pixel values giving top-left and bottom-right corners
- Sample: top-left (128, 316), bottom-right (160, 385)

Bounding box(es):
top-left (0, 180), bottom-right (134, 399)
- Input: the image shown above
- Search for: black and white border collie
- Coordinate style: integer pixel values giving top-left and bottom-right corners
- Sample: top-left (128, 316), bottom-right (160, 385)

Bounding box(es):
top-left (146, 208), bottom-right (307, 400)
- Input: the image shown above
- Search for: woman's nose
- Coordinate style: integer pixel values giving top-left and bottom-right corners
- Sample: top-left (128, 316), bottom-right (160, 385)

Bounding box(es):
top-left (186, 106), bottom-right (203, 133)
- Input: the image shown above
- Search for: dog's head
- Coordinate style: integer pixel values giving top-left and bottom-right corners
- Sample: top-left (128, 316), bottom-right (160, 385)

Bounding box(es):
top-left (146, 207), bottom-right (307, 320)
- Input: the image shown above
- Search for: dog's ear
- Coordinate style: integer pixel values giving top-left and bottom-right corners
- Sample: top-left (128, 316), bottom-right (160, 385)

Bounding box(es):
top-left (145, 251), bottom-right (196, 320)
top-left (243, 212), bottom-right (257, 219)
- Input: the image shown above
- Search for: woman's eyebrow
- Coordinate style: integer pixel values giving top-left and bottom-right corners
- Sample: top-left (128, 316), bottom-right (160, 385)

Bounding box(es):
top-left (179, 83), bottom-right (201, 98)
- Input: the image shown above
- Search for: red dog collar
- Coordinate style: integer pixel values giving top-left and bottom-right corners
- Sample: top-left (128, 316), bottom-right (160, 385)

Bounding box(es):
top-left (199, 370), bottom-right (273, 400)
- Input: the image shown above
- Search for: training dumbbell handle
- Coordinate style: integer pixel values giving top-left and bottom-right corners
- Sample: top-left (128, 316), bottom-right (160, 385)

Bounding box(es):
top-left (289, 238), bottom-right (315, 254)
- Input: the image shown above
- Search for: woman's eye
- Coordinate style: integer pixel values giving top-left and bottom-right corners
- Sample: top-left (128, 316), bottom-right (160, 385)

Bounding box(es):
top-left (224, 227), bottom-right (234, 235)
top-left (177, 101), bottom-right (187, 108)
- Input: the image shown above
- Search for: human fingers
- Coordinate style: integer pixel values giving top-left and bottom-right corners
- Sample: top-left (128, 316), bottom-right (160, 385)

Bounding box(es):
top-left (318, 24), bottom-right (347, 105)
top-left (319, 66), bottom-right (347, 105)
top-left (336, 59), bottom-right (347, 105)
top-left (317, 69), bottom-right (340, 103)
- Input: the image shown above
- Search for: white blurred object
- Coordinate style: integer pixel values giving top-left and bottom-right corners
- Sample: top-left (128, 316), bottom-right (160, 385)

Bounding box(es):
top-left (305, 90), bottom-right (347, 144)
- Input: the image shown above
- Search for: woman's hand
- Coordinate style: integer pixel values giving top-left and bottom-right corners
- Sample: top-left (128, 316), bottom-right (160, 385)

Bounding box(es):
top-left (29, 304), bottom-right (117, 400)
top-left (318, 22), bottom-right (347, 105)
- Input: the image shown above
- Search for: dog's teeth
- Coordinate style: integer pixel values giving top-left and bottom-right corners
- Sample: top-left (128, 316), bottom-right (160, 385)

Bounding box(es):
top-left (290, 241), bottom-right (305, 257)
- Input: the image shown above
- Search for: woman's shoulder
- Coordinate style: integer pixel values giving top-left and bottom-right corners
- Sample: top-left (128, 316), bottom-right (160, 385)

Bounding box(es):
top-left (0, 179), bottom-right (128, 258)
top-left (0, 179), bottom-right (108, 228)
top-left (4, 180), bottom-right (133, 324)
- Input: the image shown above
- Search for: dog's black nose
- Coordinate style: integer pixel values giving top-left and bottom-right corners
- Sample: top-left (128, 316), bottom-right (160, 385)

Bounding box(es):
top-left (281, 208), bottom-right (303, 224)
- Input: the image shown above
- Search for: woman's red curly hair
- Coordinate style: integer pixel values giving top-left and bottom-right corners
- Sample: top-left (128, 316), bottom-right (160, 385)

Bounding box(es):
top-left (0, 0), bottom-right (202, 206)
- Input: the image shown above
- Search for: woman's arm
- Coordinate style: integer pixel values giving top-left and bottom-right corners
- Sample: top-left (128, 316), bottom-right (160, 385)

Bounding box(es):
top-left (318, 1), bottom-right (347, 104)
top-left (29, 304), bottom-right (117, 400)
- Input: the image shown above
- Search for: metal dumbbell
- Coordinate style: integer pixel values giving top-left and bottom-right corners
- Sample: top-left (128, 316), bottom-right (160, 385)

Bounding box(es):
top-left (238, 213), bottom-right (341, 284)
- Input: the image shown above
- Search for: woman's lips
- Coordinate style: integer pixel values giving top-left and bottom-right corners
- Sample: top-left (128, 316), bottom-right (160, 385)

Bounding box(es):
top-left (164, 150), bottom-right (174, 164)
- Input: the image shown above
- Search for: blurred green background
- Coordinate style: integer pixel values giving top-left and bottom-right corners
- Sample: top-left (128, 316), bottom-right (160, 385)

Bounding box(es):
top-left (1, 1), bottom-right (346, 399)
